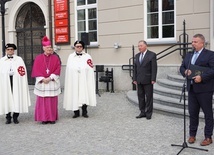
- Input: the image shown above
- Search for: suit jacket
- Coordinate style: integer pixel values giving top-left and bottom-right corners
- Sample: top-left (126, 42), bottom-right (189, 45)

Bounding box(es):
top-left (180, 48), bottom-right (214, 93)
top-left (133, 50), bottom-right (157, 84)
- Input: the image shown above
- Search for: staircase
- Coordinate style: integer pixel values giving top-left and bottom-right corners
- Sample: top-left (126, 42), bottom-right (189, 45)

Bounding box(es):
top-left (127, 73), bottom-right (214, 118)
top-left (154, 74), bottom-right (190, 117)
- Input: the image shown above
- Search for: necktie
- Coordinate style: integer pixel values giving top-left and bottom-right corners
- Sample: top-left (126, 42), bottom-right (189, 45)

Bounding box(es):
top-left (191, 52), bottom-right (199, 64)
top-left (76, 53), bottom-right (82, 56)
top-left (139, 53), bottom-right (144, 64)
top-left (7, 55), bottom-right (13, 59)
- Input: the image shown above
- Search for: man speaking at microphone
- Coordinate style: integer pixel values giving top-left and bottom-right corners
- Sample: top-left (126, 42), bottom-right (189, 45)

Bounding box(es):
top-left (180, 34), bottom-right (214, 146)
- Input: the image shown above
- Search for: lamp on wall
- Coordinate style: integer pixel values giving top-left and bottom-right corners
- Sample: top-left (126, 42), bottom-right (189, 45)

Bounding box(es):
top-left (114, 43), bottom-right (121, 49)
top-left (53, 45), bottom-right (61, 52)
top-left (0, 0), bottom-right (11, 56)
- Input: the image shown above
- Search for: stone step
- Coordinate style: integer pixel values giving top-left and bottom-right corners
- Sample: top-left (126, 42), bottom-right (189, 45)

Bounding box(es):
top-left (157, 78), bottom-right (183, 91)
top-left (126, 90), bottom-right (205, 118)
top-left (154, 93), bottom-right (187, 109)
top-left (154, 84), bottom-right (188, 99)
top-left (128, 72), bottom-right (214, 118)
top-left (167, 74), bottom-right (185, 83)
top-left (154, 83), bottom-right (214, 101)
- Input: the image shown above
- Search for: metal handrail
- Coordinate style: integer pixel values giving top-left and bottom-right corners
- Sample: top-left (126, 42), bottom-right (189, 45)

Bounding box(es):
top-left (121, 20), bottom-right (190, 90)
top-left (157, 42), bottom-right (191, 56)
top-left (122, 43), bottom-right (192, 73)
top-left (157, 44), bottom-right (192, 60)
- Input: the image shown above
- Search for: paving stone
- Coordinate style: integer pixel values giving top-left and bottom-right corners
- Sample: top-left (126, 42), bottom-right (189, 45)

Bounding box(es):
top-left (0, 89), bottom-right (213, 155)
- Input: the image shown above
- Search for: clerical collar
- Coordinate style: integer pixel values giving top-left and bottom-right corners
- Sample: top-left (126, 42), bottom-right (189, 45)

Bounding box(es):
top-left (76, 52), bottom-right (82, 56)
top-left (7, 55), bottom-right (13, 59)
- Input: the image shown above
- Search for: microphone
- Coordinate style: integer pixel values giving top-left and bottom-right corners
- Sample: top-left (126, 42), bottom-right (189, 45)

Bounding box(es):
top-left (187, 49), bottom-right (194, 67)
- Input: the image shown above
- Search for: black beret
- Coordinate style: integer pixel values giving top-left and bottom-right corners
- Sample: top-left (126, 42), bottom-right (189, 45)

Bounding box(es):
top-left (5, 43), bottom-right (17, 50)
top-left (74, 40), bottom-right (85, 49)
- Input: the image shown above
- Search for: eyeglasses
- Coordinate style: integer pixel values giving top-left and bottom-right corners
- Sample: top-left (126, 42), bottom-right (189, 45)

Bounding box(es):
top-left (6, 48), bottom-right (14, 51)
top-left (75, 46), bottom-right (83, 48)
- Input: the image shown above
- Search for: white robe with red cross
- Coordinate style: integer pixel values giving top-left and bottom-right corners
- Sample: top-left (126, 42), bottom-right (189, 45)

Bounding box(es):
top-left (0, 55), bottom-right (31, 115)
top-left (63, 52), bottom-right (97, 111)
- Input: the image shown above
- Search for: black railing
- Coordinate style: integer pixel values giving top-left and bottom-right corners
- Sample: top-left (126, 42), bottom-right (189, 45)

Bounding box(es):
top-left (157, 42), bottom-right (192, 60)
top-left (122, 20), bottom-right (190, 90)
top-left (122, 42), bottom-right (191, 90)
top-left (121, 45), bottom-right (136, 90)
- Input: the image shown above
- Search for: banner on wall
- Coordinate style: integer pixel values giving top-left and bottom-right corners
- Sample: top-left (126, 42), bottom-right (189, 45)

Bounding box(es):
top-left (54, 0), bottom-right (70, 44)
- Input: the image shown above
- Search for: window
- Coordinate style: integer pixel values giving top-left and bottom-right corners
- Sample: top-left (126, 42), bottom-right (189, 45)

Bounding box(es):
top-left (76, 0), bottom-right (97, 44)
top-left (145, 0), bottom-right (175, 43)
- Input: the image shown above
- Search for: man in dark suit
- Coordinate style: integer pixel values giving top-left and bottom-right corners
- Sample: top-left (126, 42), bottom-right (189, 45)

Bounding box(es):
top-left (180, 34), bottom-right (214, 146)
top-left (133, 40), bottom-right (157, 120)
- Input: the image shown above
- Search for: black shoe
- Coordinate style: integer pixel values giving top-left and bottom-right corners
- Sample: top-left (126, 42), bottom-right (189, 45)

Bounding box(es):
top-left (82, 114), bottom-right (89, 118)
top-left (136, 114), bottom-right (146, 119)
top-left (73, 110), bottom-right (80, 118)
top-left (49, 121), bottom-right (56, 124)
top-left (6, 113), bottom-right (12, 124)
top-left (5, 119), bottom-right (12, 124)
top-left (146, 115), bottom-right (152, 120)
top-left (13, 119), bottom-right (19, 124)
top-left (73, 115), bottom-right (80, 118)
top-left (42, 121), bottom-right (48, 125)
top-left (82, 104), bottom-right (88, 118)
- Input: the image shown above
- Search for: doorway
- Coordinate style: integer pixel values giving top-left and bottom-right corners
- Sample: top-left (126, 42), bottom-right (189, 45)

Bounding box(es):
top-left (16, 2), bottom-right (46, 84)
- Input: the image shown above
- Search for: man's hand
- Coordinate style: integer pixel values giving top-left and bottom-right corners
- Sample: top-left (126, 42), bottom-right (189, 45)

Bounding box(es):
top-left (42, 77), bottom-right (51, 84)
top-left (133, 81), bottom-right (137, 85)
top-left (185, 69), bottom-right (192, 76)
top-left (193, 75), bottom-right (202, 83)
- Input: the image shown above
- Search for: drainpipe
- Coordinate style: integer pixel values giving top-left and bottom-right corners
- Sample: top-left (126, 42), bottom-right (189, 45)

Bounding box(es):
top-left (48, 0), bottom-right (53, 46)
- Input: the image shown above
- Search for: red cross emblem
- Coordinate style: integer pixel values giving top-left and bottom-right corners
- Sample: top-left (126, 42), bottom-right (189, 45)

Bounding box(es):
top-left (87, 59), bottom-right (93, 68)
top-left (17, 66), bottom-right (25, 76)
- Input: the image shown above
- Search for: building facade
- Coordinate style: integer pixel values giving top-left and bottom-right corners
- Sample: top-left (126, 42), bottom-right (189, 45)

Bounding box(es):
top-left (0, 0), bottom-right (213, 90)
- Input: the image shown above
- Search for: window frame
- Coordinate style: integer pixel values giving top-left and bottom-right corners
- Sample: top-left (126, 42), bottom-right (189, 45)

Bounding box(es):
top-left (144, 0), bottom-right (176, 44)
top-left (75, 0), bottom-right (98, 46)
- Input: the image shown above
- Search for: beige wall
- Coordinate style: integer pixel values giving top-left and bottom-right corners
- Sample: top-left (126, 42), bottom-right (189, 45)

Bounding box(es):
top-left (177, 0), bottom-right (210, 45)
top-left (1, 0), bottom-right (212, 64)
top-left (93, 0), bottom-right (144, 65)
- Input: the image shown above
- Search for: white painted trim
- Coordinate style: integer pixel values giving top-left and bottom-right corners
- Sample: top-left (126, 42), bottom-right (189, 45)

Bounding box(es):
top-left (143, 0), bottom-right (147, 40)
top-left (74, 0), bottom-right (78, 41)
top-left (75, 1), bottom-right (98, 44)
top-left (7, 0), bottom-right (48, 43)
top-left (144, 0), bottom-right (176, 42)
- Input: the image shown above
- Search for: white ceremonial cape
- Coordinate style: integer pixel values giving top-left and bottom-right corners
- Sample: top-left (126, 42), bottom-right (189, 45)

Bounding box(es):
top-left (63, 52), bottom-right (97, 111)
top-left (0, 55), bottom-right (31, 115)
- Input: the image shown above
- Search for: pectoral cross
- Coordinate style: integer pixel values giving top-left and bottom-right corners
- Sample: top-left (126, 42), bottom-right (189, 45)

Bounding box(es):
top-left (46, 69), bottom-right (49, 74)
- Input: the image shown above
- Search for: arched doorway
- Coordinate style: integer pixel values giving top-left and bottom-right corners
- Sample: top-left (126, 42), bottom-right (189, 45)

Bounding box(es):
top-left (15, 2), bottom-right (46, 84)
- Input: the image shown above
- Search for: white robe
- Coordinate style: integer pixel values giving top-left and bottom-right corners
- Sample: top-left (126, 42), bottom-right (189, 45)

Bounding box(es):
top-left (63, 52), bottom-right (97, 111)
top-left (0, 55), bottom-right (31, 115)
top-left (34, 75), bottom-right (61, 97)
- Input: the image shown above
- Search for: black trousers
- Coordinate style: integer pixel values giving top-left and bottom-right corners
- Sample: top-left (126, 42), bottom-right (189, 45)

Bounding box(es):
top-left (6, 76), bottom-right (20, 119)
top-left (188, 87), bottom-right (213, 138)
top-left (137, 83), bottom-right (153, 118)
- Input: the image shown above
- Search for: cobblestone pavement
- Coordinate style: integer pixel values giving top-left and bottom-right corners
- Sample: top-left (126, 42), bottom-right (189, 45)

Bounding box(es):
top-left (0, 89), bottom-right (213, 155)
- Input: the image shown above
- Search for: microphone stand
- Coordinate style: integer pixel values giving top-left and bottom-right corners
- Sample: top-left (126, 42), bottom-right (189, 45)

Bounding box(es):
top-left (171, 53), bottom-right (208, 155)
